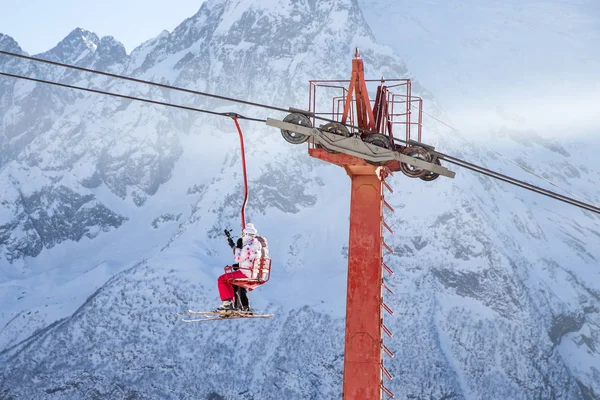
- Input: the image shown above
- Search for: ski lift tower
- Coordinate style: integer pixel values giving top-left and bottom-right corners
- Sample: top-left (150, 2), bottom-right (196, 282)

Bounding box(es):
top-left (267, 49), bottom-right (455, 399)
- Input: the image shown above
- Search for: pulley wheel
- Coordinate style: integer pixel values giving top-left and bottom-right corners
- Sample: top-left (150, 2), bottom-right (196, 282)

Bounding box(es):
top-left (281, 113), bottom-right (312, 144)
top-left (420, 157), bottom-right (441, 182)
top-left (400, 146), bottom-right (432, 178)
top-left (318, 122), bottom-right (351, 153)
top-left (363, 133), bottom-right (392, 166)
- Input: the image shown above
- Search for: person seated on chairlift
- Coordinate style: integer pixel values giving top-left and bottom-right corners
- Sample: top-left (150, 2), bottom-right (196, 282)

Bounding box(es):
top-left (215, 223), bottom-right (262, 313)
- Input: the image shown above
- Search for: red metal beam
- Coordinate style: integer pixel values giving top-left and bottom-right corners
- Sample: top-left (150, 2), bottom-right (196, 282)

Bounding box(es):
top-left (308, 51), bottom-right (399, 399)
top-left (308, 149), bottom-right (385, 399)
top-left (232, 117), bottom-right (248, 230)
top-left (342, 167), bottom-right (384, 400)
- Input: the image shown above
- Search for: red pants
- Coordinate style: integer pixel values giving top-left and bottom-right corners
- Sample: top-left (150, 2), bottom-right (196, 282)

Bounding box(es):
top-left (218, 270), bottom-right (247, 300)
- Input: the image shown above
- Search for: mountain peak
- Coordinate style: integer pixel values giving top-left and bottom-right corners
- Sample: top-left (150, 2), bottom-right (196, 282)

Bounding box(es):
top-left (96, 36), bottom-right (127, 59)
top-left (128, 0), bottom-right (398, 91)
top-left (37, 27), bottom-right (100, 63)
top-left (0, 33), bottom-right (24, 54)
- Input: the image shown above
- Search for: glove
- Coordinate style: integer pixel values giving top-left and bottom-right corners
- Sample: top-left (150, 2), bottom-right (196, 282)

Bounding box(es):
top-left (227, 237), bottom-right (235, 248)
top-left (236, 238), bottom-right (243, 249)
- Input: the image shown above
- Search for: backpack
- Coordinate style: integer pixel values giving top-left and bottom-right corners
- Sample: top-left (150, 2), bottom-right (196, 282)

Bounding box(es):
top-left (250, 235), bottom-right (270, 280)
top-left (255, 235), bottom-right (269, 259)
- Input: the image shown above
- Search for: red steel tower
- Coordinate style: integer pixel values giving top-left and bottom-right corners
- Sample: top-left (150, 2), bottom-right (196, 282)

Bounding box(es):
top-left (268, 49), bottom-right (454, 399)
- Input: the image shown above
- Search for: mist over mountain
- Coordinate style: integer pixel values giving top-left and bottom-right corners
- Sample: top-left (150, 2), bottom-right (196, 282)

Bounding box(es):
top-left (359, 0), bottom-right (600, 139)
top-left (1, 0), bottom-right (599, 399)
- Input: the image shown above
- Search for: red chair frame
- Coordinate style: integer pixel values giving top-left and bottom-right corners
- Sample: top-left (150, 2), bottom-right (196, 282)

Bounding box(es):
top-left (224, 258), bottom-right (272, 291)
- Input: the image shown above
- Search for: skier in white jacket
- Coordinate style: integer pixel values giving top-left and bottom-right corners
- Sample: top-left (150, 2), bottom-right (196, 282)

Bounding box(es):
top-left (215, 223), bottom-right (262, 312)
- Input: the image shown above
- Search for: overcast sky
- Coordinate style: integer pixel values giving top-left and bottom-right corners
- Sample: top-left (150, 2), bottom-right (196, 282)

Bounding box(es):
top-left (0, 0), bottom-right (205, 54)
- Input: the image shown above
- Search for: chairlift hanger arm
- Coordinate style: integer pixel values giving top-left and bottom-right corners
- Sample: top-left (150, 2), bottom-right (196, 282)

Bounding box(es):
top-left (231, 117), bottom-right (248, 230)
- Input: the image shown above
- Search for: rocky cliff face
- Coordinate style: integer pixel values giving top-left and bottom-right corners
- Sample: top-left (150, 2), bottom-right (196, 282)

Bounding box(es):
top-left (1, 0), bottom-right (599, 399)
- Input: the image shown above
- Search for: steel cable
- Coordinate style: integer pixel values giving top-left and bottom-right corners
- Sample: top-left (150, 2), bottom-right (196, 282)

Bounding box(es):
top-left (0, 71), bottom-right (265, 122)
top-left (0, 50), bottom-right (406, 142)
top-left (1, 51), bottom-right (598, 214)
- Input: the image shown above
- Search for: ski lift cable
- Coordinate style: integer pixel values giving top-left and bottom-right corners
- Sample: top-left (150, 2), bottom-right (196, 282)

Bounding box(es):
top-left (0, 50), bottom-right (290, 113)
top-left (0, 69), bottom-right (255, 230)
top-left (441, 156), bottom-right (600, 214)
top-left (441, 150), bottom-right (600, 213)
top-left (440, 150), bottom-right (600, 214)
top-left (0, 71), bottom-right (266, 122)
top-left (416, 105), bottom-right (599, 209)
top-left (0, 64), bottom-right (598, 215)
top-left (490, 150), bottom-right (599, 207)
top-left (0, 50), bottom-right (411, 144)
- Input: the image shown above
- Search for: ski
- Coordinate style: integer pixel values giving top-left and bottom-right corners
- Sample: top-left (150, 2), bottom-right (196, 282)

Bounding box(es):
top-left (186, 310), bottom-right (215, 315)
top-left (181, 313), bottom-right (273, 322)
top-left (175, 310), bottom-right (228, 317)
top-left (177, 309), bottom-right (273, 321)
top-left (186, 309), bottom-right (262, 316)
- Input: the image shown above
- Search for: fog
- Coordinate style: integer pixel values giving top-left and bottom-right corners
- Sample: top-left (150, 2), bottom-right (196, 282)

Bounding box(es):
top-left (359, 0), bottom-right (600, 139)
top-left (436, 87), bottom-right (600, 139)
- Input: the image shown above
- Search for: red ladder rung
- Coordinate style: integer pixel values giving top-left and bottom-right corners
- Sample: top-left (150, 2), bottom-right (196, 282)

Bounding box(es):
top-left (382, 262), bottom-right (394, 275)
top-left (382, 301), bottom-right (394, 316)
top-left (383, 240), bottom-right (394, 255)
top-left (382, 323), bottom-right (393, 338)
top-left (383, 200), bottom-right (394, 212)
top-left (381, 361), bottom-right (393, 380)
top-left (382, 342), bottom-right (395, 358)
top-left (381, 383), bottom-right (395, 399)
top-left (383, 180), bottom-right (394, 193)
top-left (382, 280), bottom-right (395, 295)
top-left (383, 220), bottom-right (393, 234)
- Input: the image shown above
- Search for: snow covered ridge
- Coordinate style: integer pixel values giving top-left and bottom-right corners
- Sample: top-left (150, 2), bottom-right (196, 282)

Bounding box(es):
top-left (1, 0), bottom-right (600, 399)
top-left (0, 183), bottom-right (126, 261)
top-left (0, 0), bottom-right (407, 264)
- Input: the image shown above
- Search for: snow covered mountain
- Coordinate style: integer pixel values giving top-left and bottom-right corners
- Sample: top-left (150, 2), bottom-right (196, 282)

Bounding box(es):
top-left (1, 0), bottom-right (599, 399)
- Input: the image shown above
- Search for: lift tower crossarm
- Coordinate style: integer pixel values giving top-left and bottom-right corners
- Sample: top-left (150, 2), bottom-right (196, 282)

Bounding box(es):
top-left (266, 118), bottom-right (455, 178)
